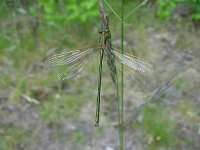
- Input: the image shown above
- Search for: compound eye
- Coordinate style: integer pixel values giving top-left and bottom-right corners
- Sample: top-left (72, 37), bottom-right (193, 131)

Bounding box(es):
top-left (98, 30), bottom-right (103, 34)
top-left (104, 30), bottom-right (109, 34)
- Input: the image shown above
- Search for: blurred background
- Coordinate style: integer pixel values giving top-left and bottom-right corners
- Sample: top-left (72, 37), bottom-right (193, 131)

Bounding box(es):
top-left (0, 0), bottom-right (200, 150)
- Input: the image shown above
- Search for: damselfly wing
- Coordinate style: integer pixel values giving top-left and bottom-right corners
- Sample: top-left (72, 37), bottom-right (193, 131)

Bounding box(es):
top-left (45, 48), bottom-right (153, 80)
top-left (45, 48), bottom-right (98, 80)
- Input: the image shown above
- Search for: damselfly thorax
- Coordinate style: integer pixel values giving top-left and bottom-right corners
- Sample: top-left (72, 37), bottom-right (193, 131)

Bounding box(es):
top-left (98, 29), bottom-right (111, 49)
top-left (98, 13), bottom-right (112, 50)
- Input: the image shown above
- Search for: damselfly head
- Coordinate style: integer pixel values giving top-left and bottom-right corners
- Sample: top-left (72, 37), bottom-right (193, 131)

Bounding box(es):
top-left (100, 13), bottom-right (108, 20)
top-left (98, 30), bottom-right (103, 34)
top-left (98, 29), bottom-right (110, 36)
top-left (104, 29), bottom-right (110, 35)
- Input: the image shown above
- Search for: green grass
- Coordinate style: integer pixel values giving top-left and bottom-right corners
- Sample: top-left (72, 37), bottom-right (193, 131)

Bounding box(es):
top-left (40, 94), bottom-right (84, 124)
top-left (0, 125), bottom-right (31, 150)
top-left (140, 104), bottom-right (175, 148)
top-left (173, 74), bottom-right (192, 89)
top-left (72, 130), bottom-right (88, 143)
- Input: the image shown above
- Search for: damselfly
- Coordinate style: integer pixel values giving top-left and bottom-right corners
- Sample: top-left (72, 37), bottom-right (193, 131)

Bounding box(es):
top-left (45, 13), bottom-right (153, 127)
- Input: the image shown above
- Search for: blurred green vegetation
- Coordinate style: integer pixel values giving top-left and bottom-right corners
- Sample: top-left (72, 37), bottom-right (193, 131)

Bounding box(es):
top-left (0, 0), bottom-right (200, 150)
top-left (157, 0), bottom-right (200, 20)
top-left (0, 125), bottom-right (31, 150)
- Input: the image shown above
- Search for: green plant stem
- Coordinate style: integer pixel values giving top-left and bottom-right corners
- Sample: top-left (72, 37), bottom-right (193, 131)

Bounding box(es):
top-left (119, 0), bottom-right (124, 150)
top-left (115, 71), bottom-right (122, 149)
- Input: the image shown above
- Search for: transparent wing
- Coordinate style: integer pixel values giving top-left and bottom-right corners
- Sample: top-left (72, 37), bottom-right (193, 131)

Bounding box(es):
top-left (105, 48), bottom-right (157, 87)
top-left (45, 48), bottom-right (94, 68)
top-left (45, 48), bottom-right (97, 80)
top-left (112, 47), bottom-right (154, 74)
top-left (57, 57), bottom-right (89, 80)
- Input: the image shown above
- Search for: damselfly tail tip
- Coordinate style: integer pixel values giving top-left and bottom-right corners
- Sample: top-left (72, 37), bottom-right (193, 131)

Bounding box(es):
top-left (95, 123), bottom-right (99, 127)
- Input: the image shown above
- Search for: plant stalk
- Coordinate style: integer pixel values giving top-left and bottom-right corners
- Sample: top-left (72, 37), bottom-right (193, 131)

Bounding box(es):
top-left (119, 0), bottom-right (124, 149)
